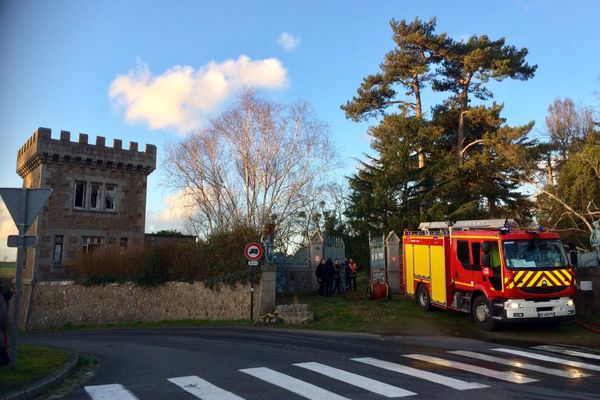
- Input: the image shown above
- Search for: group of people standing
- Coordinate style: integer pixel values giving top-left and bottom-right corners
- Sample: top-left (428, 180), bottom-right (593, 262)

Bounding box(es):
top-left (315, 257), bottom-right (358, 296)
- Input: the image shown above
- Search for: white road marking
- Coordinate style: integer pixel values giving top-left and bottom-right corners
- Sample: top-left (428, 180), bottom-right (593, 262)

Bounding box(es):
top-left (533, 345), bottom-right (600, 361)
top-left (449, 350), bottom-right (590, 379)
top-left (239, 367), bottom-right (350, 400)
top-left (352, 357), bottom-right (488, 391)
top-left (168, 376), bottom-right (246, 400)
top-left (85, 384), bottom-right (139, 399)
top-left (294, 361), bottom-right (416, 398)
top-left (403, 354), bottom-right (537, 384)
top-left (493, 348), bottom-right (600, 372)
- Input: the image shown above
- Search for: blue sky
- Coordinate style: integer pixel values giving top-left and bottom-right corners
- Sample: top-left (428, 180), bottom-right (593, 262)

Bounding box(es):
top-left (1, 0), bottom-right (599, 260)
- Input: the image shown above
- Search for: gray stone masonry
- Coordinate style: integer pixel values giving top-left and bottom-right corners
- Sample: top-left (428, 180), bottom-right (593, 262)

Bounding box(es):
top-left (275, 303), bottom-right (314, 324)
top-left (15, 127), bottom-right (157, 282)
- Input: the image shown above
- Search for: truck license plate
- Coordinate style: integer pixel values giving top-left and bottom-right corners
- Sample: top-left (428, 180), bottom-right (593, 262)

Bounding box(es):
top-left (538, 311), bottom-right (555, 318)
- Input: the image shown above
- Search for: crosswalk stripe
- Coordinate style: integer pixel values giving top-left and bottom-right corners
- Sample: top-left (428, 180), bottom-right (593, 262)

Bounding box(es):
top-left (168, 376), bottom-right (246, 400)
top-left (84, 384), bottom-right (139, 400)
top-left (239, 367), bottom-right (351, 400)
top-left (533, 345), bottom-right (600, 361)
top-left (493, 348), bottom-right (600, 372)
top-left (294, 362), bottom-right (416, 398)
top-left (352, 357), bottom-right (488, 391)
top-left (403, 354), bottom-right (537, 384)
top-left (449, 350), bottom-right (591, 379)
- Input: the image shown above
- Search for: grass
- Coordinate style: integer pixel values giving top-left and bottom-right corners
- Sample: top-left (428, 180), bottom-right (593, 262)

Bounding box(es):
top-left (0, 261), bottom-right (16, 280)
top-left (277, 272), bottom-right (600, 349)
top-left (0, 344), bottom-right (70, 395)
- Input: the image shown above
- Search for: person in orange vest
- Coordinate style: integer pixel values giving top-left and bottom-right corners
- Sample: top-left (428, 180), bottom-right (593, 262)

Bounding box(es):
top-left (348, 258), bottom-right (358, 292)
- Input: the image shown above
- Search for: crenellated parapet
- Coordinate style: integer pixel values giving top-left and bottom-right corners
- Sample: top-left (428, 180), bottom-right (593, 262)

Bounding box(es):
top-left (16, 127), bottom-right (157, 177)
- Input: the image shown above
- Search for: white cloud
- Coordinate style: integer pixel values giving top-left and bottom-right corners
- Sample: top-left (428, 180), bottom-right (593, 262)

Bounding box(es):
top-left (277, 32), bottom-right (301, 52)
top-left (109, 56), bottom-right (288, 133)
top-left (0, 201), bottom-right (17, 262)
top-left (146, 189), bottom-right (196, 233)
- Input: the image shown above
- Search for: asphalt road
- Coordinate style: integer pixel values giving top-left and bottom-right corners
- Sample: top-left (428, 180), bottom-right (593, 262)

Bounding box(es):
top-left (23, 327), bottom-right (600, 400)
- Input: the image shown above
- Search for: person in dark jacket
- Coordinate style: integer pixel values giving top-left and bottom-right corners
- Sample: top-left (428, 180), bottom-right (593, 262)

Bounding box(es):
top-left (333, 259), bottom-right (343, 294)
top-left (323, 258), bottom-right (335, 296)
top-left (344, 257), bottom-right (350, 291)
top-left (315, 258), bottom-right (326, 296)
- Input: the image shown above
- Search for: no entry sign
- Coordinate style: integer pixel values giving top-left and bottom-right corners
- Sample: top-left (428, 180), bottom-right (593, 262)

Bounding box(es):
top-left (244, 242), bottom-right (263, 261)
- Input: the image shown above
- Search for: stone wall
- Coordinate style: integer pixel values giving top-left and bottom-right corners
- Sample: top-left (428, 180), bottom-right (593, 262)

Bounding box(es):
top-left (21, 265), bottom-right (276, 330)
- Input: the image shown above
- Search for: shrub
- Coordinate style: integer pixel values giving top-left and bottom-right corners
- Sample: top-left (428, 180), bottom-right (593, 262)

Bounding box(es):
top-left (72, 225), bottom-right (261, 288)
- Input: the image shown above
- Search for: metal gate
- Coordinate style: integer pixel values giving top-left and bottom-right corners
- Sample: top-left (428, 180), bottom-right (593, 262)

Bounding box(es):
top-left (369, 235), bottom-right (386, 283)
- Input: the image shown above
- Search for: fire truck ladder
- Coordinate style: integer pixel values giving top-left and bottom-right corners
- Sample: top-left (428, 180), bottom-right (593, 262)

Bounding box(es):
top-left (418, 219), bottom-right (519, 233)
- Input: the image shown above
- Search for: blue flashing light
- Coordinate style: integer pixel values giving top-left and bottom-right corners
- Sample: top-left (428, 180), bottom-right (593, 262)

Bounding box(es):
top-left (538, 226), bottom-right (545, 232)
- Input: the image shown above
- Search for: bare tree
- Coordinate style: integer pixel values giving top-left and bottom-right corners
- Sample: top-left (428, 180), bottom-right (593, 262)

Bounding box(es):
top-left (164, 90), bottom-right (337, 243)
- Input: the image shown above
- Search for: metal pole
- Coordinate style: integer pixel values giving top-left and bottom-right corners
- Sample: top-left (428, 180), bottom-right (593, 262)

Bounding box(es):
top-left (10, 189), bottom-right (28, 370)
top-left (249, 266), bottom-right (255, 321)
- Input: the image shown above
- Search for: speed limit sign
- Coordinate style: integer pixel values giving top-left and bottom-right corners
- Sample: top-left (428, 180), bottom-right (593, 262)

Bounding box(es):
top-left (244, 242), bottom-right (263, 261)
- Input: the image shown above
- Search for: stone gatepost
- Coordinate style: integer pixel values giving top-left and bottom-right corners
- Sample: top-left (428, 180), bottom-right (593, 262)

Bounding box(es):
top-left (309, 230), bottom-right (324, 290)
top-left (258, 264), bottom-right (277, 316)
top-left (386, 231), bottom-right (402, 293)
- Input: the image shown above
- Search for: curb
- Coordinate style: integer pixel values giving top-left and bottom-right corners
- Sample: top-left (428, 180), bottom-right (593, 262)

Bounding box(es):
top-left (574, 319), bottom-right (600, 334)
top-left (1, 352), bottom-right (80, 400)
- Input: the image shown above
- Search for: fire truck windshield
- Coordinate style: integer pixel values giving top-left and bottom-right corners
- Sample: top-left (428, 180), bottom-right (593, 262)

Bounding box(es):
top-left (502, 239), bottom-right (568, 269)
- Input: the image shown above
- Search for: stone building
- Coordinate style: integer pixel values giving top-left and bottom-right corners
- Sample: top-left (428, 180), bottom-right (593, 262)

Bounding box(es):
top-left (16, 127), bottom-right (156, 281)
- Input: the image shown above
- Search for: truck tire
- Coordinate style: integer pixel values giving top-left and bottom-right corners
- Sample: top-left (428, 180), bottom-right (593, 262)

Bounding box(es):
top-left (472, 295), bottom-right (497, 331)
top-left (417, 284), bottom-right (432, 311)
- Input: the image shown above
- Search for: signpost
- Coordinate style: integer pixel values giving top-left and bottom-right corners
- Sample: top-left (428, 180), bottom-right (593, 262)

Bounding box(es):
top-left (0, 188), bottom-right (52, 369)
top-left (244, 242), bottom-right (263, 321)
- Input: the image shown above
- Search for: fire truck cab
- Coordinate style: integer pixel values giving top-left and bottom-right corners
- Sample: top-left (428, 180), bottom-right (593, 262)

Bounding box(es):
top-left (403, 219), bottom-right (576, 330)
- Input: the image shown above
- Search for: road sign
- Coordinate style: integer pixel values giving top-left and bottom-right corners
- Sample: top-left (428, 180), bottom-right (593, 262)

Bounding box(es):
top-left (247, 260), bottom-right (259, 266)
top-left (244, 242), bottom-right (263, 261)
top-left (0, 188), bottom-right (52, 229)
top-left (0, 188), bottom-right (51, 370)
top-left (7, 235), bottom-right (37, 248)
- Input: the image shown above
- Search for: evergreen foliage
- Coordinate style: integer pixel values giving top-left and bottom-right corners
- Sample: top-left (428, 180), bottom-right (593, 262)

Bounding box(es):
top-left (342, 17), bottom-right (538, 242)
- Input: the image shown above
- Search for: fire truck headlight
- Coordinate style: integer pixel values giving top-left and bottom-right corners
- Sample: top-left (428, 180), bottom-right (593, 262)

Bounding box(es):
top-left (509, 303), bottom-right (523, 309)
top-left (567, 299), bottom-right (574, 307)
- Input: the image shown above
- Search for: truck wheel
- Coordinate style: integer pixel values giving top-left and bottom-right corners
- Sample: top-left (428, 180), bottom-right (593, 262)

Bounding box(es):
top-left (472, 295), bottom-right (497, 331)
top-left (417, 284), bottom-right (432, 311)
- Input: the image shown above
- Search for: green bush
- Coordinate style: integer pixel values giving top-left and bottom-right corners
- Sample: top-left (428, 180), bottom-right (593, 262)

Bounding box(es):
top-left (72, 225), bottom-right (261, 288)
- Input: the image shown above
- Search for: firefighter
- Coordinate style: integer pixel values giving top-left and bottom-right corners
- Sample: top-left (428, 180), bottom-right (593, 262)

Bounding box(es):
top-left (348, 258), bottom-right (358, 291)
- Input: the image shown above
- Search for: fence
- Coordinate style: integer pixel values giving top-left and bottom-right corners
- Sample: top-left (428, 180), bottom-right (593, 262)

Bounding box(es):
top-left (273, 230), bottom-right (345, 295)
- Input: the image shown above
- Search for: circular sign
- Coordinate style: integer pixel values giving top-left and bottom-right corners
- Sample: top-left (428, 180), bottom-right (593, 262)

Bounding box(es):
top-left (244, 242), bottom-right (263, 261)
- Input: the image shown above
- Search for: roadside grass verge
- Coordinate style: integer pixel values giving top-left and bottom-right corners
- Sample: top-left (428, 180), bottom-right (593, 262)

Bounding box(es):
top-left (277, 272), bottom-right (600, 349)
top-left (0, 345), bottom-right (69, 395)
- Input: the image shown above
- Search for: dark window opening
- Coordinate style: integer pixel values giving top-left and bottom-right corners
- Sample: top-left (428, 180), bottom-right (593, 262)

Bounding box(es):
top-left (74, 182), bottom-right (86, 208)
top-left (105, 184), bottom-right (116, 210)
top-left (471, 242), bottom-right (481, 267)
top-left (457, 240), bottom-right (470, 264)
top-left (53, 235), bottom-right (63, 265)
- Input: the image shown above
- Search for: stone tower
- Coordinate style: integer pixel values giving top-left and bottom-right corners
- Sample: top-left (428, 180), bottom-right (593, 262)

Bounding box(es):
top-left (16, 127), bottom-right (156, 281)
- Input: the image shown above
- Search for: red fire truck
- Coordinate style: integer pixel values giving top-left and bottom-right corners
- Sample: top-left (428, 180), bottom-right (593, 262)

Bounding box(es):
top-left (403, 219), bottom-right (576, 330)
